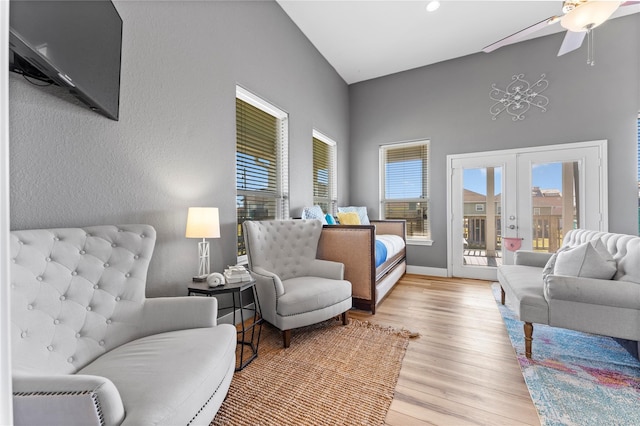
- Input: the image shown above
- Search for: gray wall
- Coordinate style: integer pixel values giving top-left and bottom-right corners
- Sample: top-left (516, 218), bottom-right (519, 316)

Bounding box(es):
top-left (349, 14), bottom-right (640, 270)
top-left (9, 0), bottom-right (349, 296)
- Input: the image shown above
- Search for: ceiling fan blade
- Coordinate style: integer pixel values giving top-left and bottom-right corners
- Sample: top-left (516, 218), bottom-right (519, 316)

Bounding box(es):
top-left (482, 16), bottom-right (559, 53)
top-left (557, 30), bottom-right (587, 56)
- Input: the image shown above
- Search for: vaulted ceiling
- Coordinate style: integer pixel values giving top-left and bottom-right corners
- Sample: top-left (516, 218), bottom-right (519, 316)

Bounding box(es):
top-left (276, 1), bottom-right (640, 84)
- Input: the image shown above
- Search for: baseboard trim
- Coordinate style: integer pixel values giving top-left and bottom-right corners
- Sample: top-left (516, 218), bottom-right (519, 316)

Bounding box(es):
top-left (406, 265), bottom-right (448, 277)
top-left (218, 304), bottom-right (256, 326)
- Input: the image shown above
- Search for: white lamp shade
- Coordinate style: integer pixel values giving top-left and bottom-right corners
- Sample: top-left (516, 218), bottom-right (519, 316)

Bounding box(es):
top-left (560, 1), bottom-right (621, 32)
top-left (185, 207), bottom-right (221, 239)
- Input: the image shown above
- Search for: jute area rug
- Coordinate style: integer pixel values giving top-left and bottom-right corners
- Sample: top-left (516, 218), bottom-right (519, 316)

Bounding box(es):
top-left (211, 318), bottom-right (414, 426)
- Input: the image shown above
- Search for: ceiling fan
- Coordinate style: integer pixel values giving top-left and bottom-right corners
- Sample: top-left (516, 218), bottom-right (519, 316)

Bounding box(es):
top-left (483, 1), bottom-right (638, 64)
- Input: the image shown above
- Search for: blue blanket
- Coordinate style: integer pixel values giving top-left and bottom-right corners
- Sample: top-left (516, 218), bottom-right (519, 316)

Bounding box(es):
top-left (375, 239), bottom-right (388, 268)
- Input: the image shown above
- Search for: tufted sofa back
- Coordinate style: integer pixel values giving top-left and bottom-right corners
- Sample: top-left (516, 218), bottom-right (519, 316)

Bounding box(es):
top-left (563, 229), bottom-right (640, 283)
top-left (243, 219), bottom-right (323, 281)
top-left (10, 225), bottom-right (156, 375)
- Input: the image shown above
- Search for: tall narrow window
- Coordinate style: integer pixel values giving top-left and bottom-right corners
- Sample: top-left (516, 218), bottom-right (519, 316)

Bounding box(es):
top-left (236, 87), bottom-right (289, 260)
top-left (312, 131), bottom-right (337, 215)
top-left (380, 140), bottom-right (430, 242)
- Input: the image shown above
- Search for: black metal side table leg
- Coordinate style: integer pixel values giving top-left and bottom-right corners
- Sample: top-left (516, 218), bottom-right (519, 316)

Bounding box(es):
top-left (251, 285), bottom-right (263, 356)
top-left (236, 287), bottom-right (262, 371)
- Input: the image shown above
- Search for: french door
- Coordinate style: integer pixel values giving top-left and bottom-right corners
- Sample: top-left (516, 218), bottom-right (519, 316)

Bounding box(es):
top-left (448, 140), bottom-right (607, 280)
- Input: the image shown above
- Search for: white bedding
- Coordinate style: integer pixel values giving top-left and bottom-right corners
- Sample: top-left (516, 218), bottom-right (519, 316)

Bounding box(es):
top-left (376, 234), bottom-right (405, 260)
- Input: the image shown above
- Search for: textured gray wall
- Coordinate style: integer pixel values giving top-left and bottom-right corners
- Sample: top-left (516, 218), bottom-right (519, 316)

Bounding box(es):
top-left (9, 1), bottom-right (349, 296)
top-left (349, 14), bottom-right (640, 270)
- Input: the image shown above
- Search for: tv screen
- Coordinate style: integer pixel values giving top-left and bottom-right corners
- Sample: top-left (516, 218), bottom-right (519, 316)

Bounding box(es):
top-left (9, 0), bottom-right (123, 121)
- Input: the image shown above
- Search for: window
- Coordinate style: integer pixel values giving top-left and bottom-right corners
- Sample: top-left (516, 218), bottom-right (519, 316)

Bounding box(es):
top-left (475, 204), bottom-right (485, 212)
top-left (380, 140), bottom-right (430, 242)
top-left (312, 131), bottom-right (337, 215)
top-left (236, 87), bottom-right (289, 260)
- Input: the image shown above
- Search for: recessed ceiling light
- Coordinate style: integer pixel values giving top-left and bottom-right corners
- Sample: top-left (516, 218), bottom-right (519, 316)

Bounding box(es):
top-left (426, 1), bottom-right (440, 12)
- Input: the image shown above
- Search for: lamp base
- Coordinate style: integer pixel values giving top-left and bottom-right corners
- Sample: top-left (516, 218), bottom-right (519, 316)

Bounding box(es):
top-left (192, 275), bottom-right (208, 282)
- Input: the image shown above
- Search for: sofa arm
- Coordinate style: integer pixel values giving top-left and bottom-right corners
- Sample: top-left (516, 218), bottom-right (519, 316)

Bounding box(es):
top-left (13, 374), bottom-right (124, 426)
top-left (141, 296), bottom-right (218, 337)
top-left (317, 226), bottom-right (374, 301)
top-left (307, 259), bottom-right (344, 280)
top-left (514, 250), bottom-right (553, 267)
top-left (544, 275), bottom-right (640, 310)
top-left (250, 266), bottom-right (284, 325)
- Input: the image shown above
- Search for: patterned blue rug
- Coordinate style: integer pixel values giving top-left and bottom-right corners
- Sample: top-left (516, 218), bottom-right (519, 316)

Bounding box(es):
top-left (492, 283), bottom-right (640, 426)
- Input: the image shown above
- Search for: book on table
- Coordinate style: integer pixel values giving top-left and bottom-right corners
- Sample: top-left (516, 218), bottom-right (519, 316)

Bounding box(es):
top-left (224, 266), bottom-right (252, 283)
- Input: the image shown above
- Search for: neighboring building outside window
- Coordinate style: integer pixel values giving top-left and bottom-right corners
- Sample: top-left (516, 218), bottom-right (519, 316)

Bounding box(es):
top-left (312, 131), bottom-right (337, 215)
top-left (236, 86), bottom-right (289, 261)
top-left (380, 140), bottom-right (430, 243)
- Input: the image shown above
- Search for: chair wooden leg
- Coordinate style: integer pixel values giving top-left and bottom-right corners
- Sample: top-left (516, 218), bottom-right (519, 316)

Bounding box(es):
top-left (500, 286), bottom-right (505, 305)
top-left (341, 310), bottom-right (349, 325)
top-left (283, 329), bottom-right (291, 348)
top-left (524, 322), bottom-right (533, 359)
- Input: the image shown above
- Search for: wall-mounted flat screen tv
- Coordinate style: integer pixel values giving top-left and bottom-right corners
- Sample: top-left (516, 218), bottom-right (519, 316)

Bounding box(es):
top-left (9, 0), bottom-right (123, 121)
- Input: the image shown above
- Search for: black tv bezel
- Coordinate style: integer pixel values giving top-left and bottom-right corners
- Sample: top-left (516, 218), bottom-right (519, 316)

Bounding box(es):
top-left (8, 1), bottom-right (123, 121)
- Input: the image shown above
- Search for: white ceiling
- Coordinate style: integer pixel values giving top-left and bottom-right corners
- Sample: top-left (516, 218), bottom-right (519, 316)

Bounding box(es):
top-left (276, 0), bottom-right (640, 84)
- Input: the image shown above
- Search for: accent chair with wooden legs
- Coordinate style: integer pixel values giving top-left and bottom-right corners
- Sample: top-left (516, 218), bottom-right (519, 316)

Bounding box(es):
top-left (243, 219), bottom-right (352, 348)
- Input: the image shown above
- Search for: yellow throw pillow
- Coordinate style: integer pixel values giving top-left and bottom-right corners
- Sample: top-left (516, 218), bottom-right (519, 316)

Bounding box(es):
top-left (337, 211), bottom-right (361, 225)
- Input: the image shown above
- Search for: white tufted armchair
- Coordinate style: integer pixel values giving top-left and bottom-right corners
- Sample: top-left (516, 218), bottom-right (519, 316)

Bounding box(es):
top-left (243, 219), bottom-right (352, 347)
top-left (10, 225), bottom-right (237, 426)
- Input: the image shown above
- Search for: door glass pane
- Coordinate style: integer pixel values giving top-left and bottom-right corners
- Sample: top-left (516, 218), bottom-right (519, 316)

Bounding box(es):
top-left (462, 167), bottom-right (502, 267)
top-left (531, 161), bottom-right (579, 253)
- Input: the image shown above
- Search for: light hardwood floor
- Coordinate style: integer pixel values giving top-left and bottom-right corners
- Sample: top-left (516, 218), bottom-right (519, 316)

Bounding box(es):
top-left (349, 274), bottom-right (540, 426)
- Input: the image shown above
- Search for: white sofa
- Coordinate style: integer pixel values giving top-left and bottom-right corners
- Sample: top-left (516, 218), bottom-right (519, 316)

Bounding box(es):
top-left (498, 229), bottom-right (640, 359)
top-left (10, 225), bottom-right (236, 426)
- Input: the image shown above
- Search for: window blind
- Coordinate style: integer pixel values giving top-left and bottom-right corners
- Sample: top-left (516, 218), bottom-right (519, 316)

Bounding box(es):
top-left (313, 136), bottom-right (337, 214)
top-left (381, 141), bottom-right (430, 240)
top-left (236, 93), bottom-right (288, 257)
top-left (236, 99), bottom-right (278, 195)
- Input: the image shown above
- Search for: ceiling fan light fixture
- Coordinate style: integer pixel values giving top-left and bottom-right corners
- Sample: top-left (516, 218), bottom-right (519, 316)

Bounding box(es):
top-left (560, 1), bottom-right (621, 32)
top-left (426, 1), bottom-right (440, 12)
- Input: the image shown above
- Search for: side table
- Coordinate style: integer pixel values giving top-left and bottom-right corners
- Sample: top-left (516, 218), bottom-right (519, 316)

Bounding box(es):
top-left (188, 278), bottom-right (263, 371)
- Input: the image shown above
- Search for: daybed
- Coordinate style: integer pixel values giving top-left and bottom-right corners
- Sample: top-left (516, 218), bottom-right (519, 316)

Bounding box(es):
top-left (10, 225), bottom-right (236, 426)
top-left (316, 220), bottom-right (406, 313)
top-left (498, 229), bottom-right (640, 359)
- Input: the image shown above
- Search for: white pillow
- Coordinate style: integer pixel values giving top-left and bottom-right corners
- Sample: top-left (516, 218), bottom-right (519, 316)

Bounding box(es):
top-left (542, 245), bottom-right (570, 280)
top-left (338, 206), bottom-right (370, 225)
top-left (553, 239), bottom-right (617, 280)
top-left (301, 205), bottom-right (328, 224)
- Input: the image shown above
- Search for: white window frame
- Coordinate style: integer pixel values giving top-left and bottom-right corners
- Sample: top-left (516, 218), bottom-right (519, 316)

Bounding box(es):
top-left (236, 86), bottom-right (289, 263)
top-left (475, 204), bottom-right (485, 212)
top-left (312, 130), bottom-right (338, 216)
top-left (379, 139), bottom-right (431, 245)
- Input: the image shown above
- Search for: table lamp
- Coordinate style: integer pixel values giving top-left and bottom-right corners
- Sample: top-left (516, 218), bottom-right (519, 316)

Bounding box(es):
top-left (185, 207), bottom-right (220, 281)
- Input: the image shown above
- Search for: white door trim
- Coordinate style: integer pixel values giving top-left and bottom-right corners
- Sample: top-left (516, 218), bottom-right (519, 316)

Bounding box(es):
top-left (447, 140), bottom-right (608, 279)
